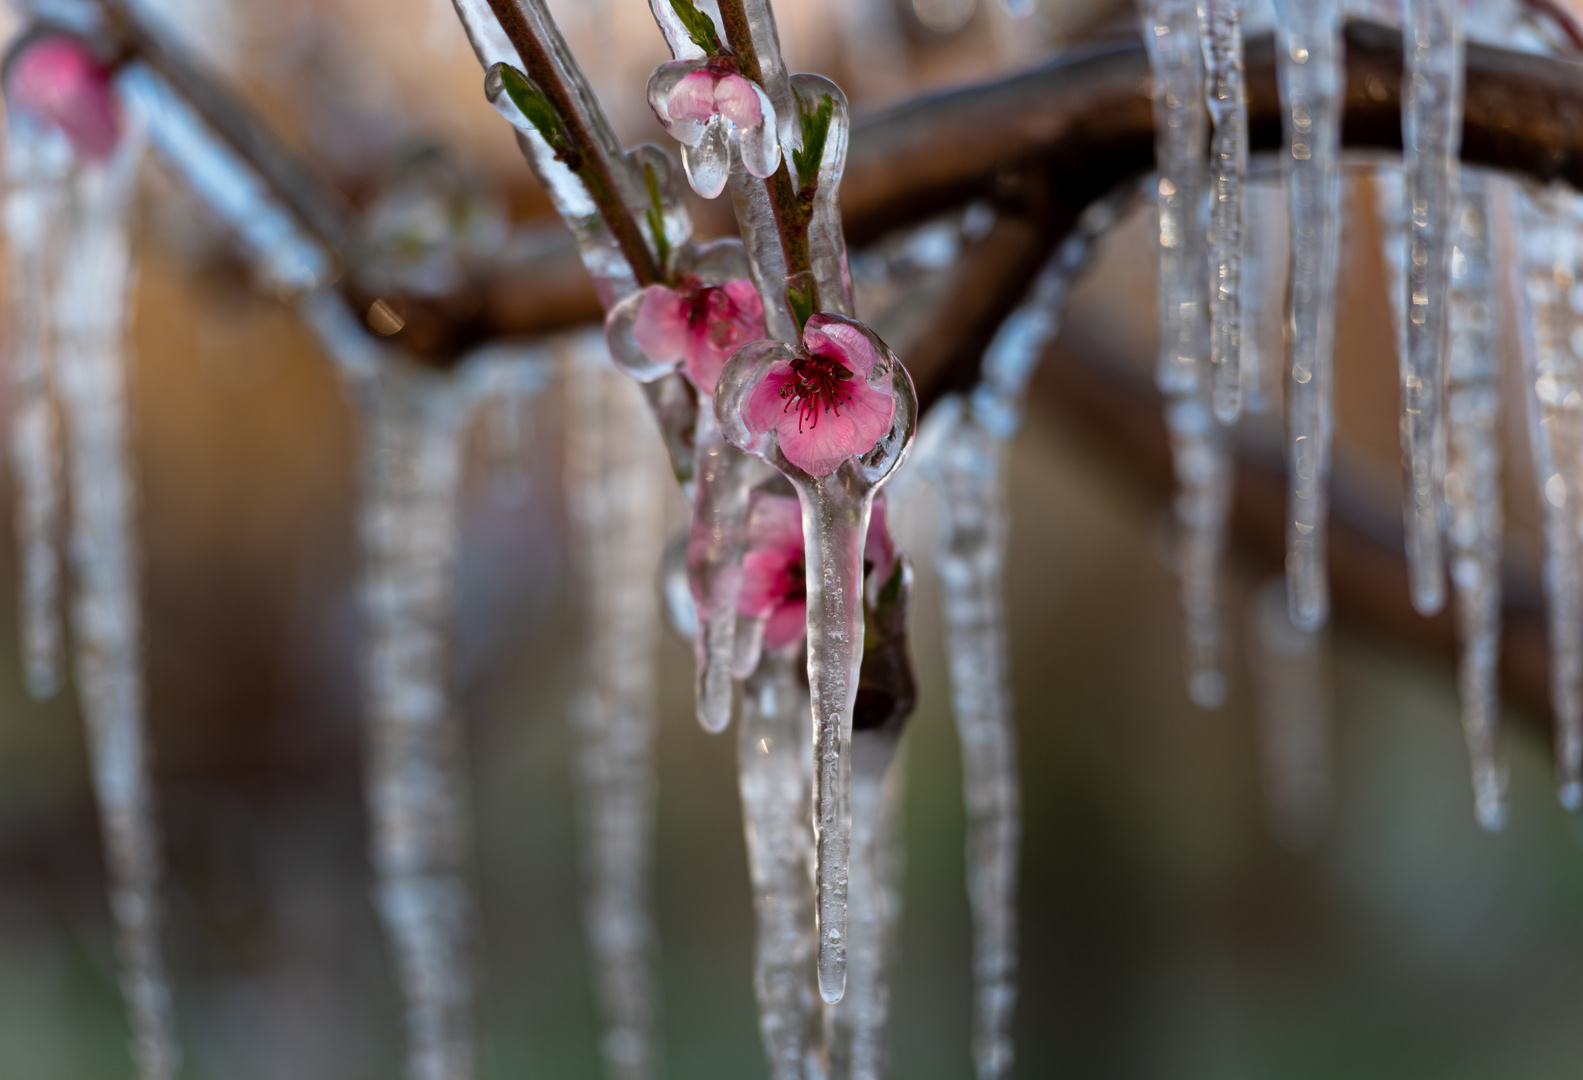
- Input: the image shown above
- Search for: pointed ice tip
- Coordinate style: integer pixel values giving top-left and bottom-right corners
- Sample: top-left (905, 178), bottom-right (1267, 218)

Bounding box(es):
top-left (1188, 670), bottom-right (1227, 710)
top-left (1560, 780), bottom-right (1583, 812)
top-left (25, 665), bottom-right (61, 702)
top-left (696, 665), bottom-right (734, 733)
top-left (1409, 581), bottom-right (1445, 618)
top-left (1475, 799), bottom-right (1508, 834)
top-left (818, 968), bottom-right (846, 1004)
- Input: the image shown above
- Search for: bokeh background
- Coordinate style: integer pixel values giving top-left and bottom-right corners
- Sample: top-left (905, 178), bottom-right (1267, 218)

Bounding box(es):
top-left (3, 0), bottom-right (1583, 1077)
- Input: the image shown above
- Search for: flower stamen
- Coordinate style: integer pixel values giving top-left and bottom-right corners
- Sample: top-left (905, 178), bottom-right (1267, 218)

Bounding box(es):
top-left (778, 355), bottom-right (854, 433)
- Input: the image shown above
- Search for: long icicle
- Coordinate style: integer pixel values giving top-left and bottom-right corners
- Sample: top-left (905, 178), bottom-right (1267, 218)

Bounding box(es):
top-left (933, 414), bottom-right (1019, 1080)
top-left (737, 647), bottom-right (819, 1080)
top-left (354, 367), bottom-right (478, 1080)
top-left (1144, 0), bottom-right (1233, 706)
top-left (1198, 0), bottom-right (1249, 424)
top-left (51, 128), bottom-right (182, 1080)
top-left (1397, 0), bottom-right (1463, 616)
top-left (2, 117), bottom-right (71, 700)
top-left (1503, 182), bottom-right (1583, 809)
top-left (1273, 0), bottom-right (1345, 632)
top-left (565, 338), bottom-right (667, 1080)
top-left (1444, 173), bottom-right (1507, 831)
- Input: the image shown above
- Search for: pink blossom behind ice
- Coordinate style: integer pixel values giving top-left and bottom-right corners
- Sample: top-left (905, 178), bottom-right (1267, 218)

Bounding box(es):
top-left (742, 314), bottom-right (897, 477)
top-left (632, 277), bottom-right (765, 395)
top-left (4, 35), bottom-right (119, 160)
top-left (738, 493), bottom-right (807, 651)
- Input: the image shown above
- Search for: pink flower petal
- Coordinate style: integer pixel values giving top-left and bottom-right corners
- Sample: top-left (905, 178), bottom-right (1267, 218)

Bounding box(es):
top-left (713, 74), bottom-right (764, 130)
top-left (748, 492), bottom-right (802, 551)
top-left (632, 285), bottom-right (689, 367)
top-left (7, 37), bottom-right (120, 160)
top-left (743, 361), bottom-right (797, 436)
top-left (763, 599), bottom-right (808, 650)
top-left (667, 69), bottom-right (720, 124)
top-left (721, 278), bottom-right (764, 316)
top-left (865, 495), bottom-right (897, 588)
top-left (683, 282), bottom-right (762, 396)
top-left (803, 315), bottom-right (881, 378)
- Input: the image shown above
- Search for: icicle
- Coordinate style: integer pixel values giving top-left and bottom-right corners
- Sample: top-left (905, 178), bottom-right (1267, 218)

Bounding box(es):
top-left (1503, 182), bottom-right (1583, 809)
top-left (1394, 0), bottom-right (1464, 616)
top-left (2, 118), bottom-right (71, 700)
top-left (354, 368), bottom-right (477, 1080)
top-left (1198, 0), bottom-right (1249, 424)
top-left (1248, 577), bottom-right (1332, 850)
top-left (1144, 0), bottom-right (1233, 706)
top-left (565, 339), bottom-right (667, 1080)
top-left (1444, 174), bottom-right (1507, 831)
top-left (737, 647), bottom-right (820, 1080)
top-left (1273, 0), bottom-right (1344, 632)
top-left (931, 411), bottom-right (1018, 1080)
top-left (1237, 179), bottom-right (1286, 416)
top-left (49, 124), bottom-right (181, 1080)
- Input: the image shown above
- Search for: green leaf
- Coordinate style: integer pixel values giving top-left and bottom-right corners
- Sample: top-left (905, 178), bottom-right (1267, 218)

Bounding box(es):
top-left (669, 0), bottom-right (721, 54)
top-left (644, 161), bottom-right (671, 272)
top-left (791, 93), bottom-right (834, 191)
top-left (786, 278), bottom-right (815, 335)
top-left (496, 64), bottom-right (569, 155)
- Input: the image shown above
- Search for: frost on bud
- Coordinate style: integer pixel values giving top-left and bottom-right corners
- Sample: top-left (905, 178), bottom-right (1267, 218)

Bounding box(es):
top-left (716, 313), bottom-right (914, 482)
top-left (648, 58), bottom-right (780, 198)
top-left (605, 238), bottom-right (765, 394)
top-left (3, 33), bottom-right (121, 161)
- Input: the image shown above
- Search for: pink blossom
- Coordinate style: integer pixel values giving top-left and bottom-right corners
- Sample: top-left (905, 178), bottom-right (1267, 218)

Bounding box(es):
top-left (662, 61), bottom-right (764, 133)
top-left (632, 276), bottom-right (765, 396)
top-left (742, 314), bottom-right (897, 478)
top-left (737, 492), bottom-right (899, 652)
top-left (4, 35), bottom-right (120, 160)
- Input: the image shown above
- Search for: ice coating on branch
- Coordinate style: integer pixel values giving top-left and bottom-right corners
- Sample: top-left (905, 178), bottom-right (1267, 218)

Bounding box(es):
top-left (1197, 0), bottom-right (1249, 423)
top-left (116, 62), bottom-right (331, 293)
top-left (1145, 1), bottom-right (1232, 705)
top-left (1394, 0), bottom-right (1464, 617)
top-left (716, 316), bottom-right (917, 1005)
top-left (1142, 0), bottom-right (1209, 397)
top-left (710, 0), bottom-right (800, 156)
top-left (1506, 183), bottom-right (1583, 809)
top-left (1444, 175), bottom-right (1507, 831)
top-left (51, 126), bottom-right (182, 1080)
top-left (1274, 0), bottom-right (1344, 631)
top-left (737, 647), bottom-right (819, 1080)
top-left (1249, 578), bottom-right (1332, 850)
top-left (565, 346), bottom-right (667, 1080)
top-left (351, 369), bottom-right (478, 1080)
top-left (792, 75), bottom-right (856, 319)
top-left (3, 117), bottom-right (70, 699)
top-left (649, 58), bottom-right (780, 197)
top-left (3, 33), bottom-right (120, 160)
top-left (930, 410), bottom-right (1020, 1080)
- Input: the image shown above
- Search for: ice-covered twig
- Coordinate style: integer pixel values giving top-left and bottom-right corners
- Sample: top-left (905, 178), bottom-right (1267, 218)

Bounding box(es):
top-left (1273, 0), bottom-right (1344, 632)
top-left (565, 341), bottom-right (668, 1080)
top-left (1197, 0), bottom-right (1248, 424)
top-left (1396, 0), bottom-right (1463, 617)
top-left (1444, 173), bottom-right (1506, 830)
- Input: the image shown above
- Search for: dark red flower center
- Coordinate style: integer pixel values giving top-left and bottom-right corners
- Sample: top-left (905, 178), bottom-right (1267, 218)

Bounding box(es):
top-left (778, 352), bottom-right (854, 433)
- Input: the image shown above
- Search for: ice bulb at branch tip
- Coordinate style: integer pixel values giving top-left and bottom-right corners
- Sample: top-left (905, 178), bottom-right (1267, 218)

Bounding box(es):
top-left (649, 58), bottom-right (781, 197)
top-left (4, 33), bottom-right (122, 161)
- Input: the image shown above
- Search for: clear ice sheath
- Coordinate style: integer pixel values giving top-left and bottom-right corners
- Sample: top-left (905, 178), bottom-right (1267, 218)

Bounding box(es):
top-left (1505, 183), bottom-right (1583, 809)
top-left (52, 134), bottom-right (182, 1080)
top-left (826, 731), bottom-right (904, 1080)
top-left (1445, 174), bottom-right (1506, 831)
top-left (1274, 0), bottom-right (1344, 632)
top-left (1145, 0), bottom-right (1231, 704)
top-left (353, 370), bottom-right (478, 1080)
top-left (793, 476), bottom-right (875, 1005)
top-left (1142, 0), bottom-right (1210, 398)
top-left (566, 344), bottom-right (667, 1080)
top-left (1249, 578), bottom-right (1332, 850)
top-left (1397, 0), bottom-right (1464, 617)
top-left (1198, 0), bottom-right (1249, 424)
top-left (3, 119), bottom-right (70, 700)
top-left (737, 648), bottom-right (819, 1080)
top-left (933, 416), bottom-right (1020, 1080)
top-left (791, 73), bottom-right (856, 319)
top-left (689, 411), bottom-right (752, 733)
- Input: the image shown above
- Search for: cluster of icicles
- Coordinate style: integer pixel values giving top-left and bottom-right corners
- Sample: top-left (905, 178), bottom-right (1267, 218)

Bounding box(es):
top-left (2, 0), bottom-right (1578, 1078)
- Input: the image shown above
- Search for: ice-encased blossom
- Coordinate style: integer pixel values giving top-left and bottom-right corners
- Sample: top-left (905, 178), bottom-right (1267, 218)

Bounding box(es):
top-left (632, 276), bottom-right (765, 395)
top-left (649, 57), bottom-right (780, 197)
top-left (4, 34), bottom-right (120, 160)
top-left (738, 490), bottom-right (899, 654)
top-left (738, 314), bottom-right (897, 478)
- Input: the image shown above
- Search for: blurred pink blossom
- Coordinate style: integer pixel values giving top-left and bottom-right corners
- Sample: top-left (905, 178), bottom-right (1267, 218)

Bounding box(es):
top-left (633, 276), bottom-right (765, 395)
top-left (4, 35), bottom-right (119, 160)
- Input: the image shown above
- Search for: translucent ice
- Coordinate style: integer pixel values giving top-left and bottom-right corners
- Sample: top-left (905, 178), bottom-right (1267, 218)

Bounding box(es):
top-left (1198, 0), bottom-right (1249, 423)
